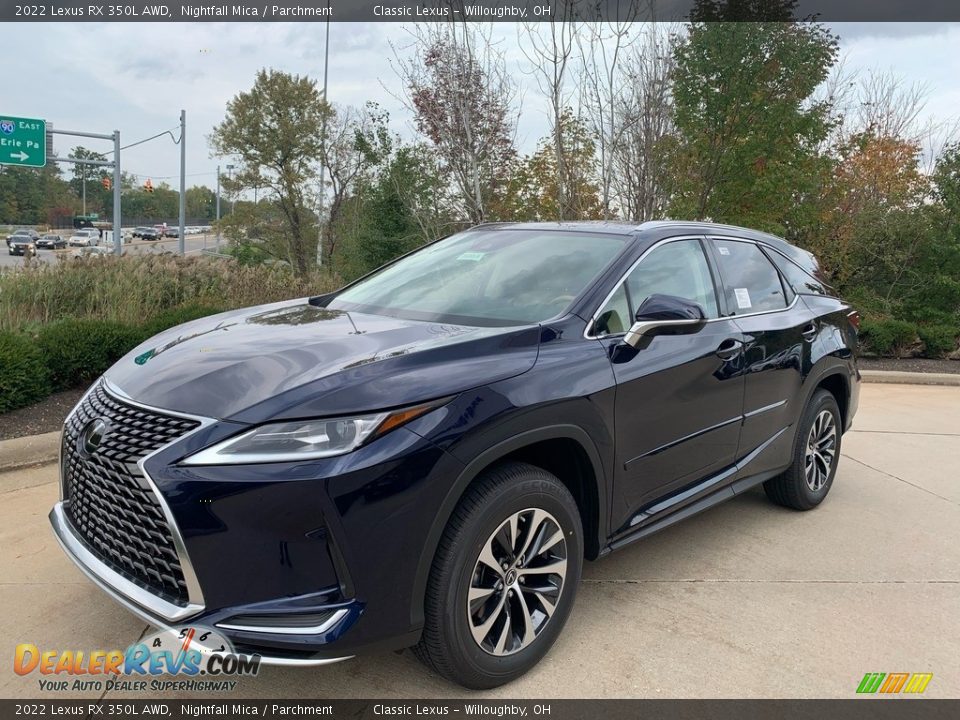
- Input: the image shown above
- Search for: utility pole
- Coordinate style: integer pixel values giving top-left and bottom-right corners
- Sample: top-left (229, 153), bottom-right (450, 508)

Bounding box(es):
top-left (316, 0), bottom-right (330, 268)
top-left (112, 130), bottom-right (121, 255)
top-left (178, 109), bottom-right (186, 255)
top-left (215, 164), bottom-right (221, 250)
top-left (82, 164), bottom-right (87, 215)
top-left (226, 164), bottom-right (235, 214)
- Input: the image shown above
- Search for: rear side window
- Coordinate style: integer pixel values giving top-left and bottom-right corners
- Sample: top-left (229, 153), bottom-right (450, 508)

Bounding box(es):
top-left (766, 249), bottom-right (829, 296)
top-left (710, 240), bottom-right (789, 315)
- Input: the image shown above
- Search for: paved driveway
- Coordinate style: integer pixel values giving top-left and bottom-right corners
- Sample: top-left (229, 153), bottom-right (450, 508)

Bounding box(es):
top-left (1, 383), bottom-right (957, 699)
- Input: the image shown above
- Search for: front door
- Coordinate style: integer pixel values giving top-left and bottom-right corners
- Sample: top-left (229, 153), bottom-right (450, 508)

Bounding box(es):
top-left (591, 238), bottom-right (746, 533)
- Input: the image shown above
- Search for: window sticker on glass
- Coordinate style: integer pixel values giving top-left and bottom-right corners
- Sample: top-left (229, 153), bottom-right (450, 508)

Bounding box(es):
top-left (717, 246), bottom-right (730, 256)
top-left (734, 288), bottom-right (752, 309)
top-left (457, 251), bottom-right (486, 262)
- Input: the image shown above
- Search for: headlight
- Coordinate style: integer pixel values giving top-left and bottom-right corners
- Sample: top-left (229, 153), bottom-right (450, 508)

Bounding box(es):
top-left (182, 400), bottom-right (446, 465)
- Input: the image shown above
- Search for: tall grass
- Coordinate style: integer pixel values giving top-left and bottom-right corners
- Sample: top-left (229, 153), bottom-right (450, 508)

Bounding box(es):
top-left (0, 255), bottom-right (342, 332)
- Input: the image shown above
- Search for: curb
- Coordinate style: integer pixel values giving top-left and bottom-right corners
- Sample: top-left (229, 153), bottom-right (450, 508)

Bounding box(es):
top-left (0, 431), bottom-right (60, 474)
top-left (0, 370), bottom-right (956, 477)
top-left (860, 370), bottom-right (960, 387)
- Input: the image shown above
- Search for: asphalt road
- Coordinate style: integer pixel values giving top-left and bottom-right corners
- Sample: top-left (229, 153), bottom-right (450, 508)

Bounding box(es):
top-left (1, 383), bottom-right (957, 699)
top-left (0, 233), bottom-right (223, 268)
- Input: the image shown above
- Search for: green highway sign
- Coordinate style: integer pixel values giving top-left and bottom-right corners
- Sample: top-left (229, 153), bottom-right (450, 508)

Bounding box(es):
top-left (0, 115), bottom-right (46, 168)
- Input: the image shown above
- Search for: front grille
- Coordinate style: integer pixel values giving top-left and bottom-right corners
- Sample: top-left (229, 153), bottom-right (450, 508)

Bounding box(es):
top-left (62, 381), bottom-right (200, 605)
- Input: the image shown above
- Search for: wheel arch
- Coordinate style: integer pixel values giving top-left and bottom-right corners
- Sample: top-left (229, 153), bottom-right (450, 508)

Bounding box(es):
top-left (410, 425), bottom-right (607, 631)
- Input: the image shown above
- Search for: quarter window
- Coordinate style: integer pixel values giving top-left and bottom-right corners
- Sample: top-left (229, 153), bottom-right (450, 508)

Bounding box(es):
top-left (710, 240), bottom-right (789, 315)
top-left (767, 249), bottom-right (829, 296)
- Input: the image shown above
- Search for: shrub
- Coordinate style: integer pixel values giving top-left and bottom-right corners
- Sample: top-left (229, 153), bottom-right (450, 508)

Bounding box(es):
top-left (0, 254), bottom-right (341, 332)
top-left (918, 324), bottom-right (959, 358)
top-left (140, 304), bottom-right (226, 339)
top-left (35, 319), bottom-right (144, 391)
top-left (0, 331), bottom-right (51, 413)
top-left (859, 318), bottom-right (918, 358)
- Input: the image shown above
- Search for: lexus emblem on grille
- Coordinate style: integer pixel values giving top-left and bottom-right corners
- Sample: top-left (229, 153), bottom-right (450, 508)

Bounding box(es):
top-left (79, 419), bottom-right (107, 455)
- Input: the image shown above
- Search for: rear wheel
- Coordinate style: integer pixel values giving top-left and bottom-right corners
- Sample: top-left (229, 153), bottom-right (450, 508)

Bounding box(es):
top-left (414, 462), bottom-right (583, 689)
top-left (764, 389), bottom-right (842, 510)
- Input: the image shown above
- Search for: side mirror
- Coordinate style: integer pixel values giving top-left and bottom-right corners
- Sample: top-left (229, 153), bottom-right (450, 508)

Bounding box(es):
top-left (623, 294), bottom-right (707, 348)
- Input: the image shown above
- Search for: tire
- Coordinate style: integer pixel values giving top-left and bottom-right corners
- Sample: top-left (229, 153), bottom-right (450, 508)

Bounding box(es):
top-left (764, 388), bottom-right (842, 511)
top-left (414, 462), bottom-right (583, 689)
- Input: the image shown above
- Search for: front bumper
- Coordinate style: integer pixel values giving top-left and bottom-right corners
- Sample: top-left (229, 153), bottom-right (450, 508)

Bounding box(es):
top-left (50, 381), bottom-right (465, 664)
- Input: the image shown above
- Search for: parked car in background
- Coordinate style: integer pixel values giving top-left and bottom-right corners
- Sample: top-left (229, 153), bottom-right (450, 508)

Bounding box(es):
top-left (70, 246), bottom-right (112, 260)
top-left (67, 229), bottom-right (100, 247)
top-left (11, 228), bottom-right (40, 241)
top-left (164, 227), bottom-right (180, 238)
top-left (48, 221), bottom-right (860, 688)
top-left (7, 235), bottom-right (36, 256)
top-left (36, 234), bottom-right (67, 250)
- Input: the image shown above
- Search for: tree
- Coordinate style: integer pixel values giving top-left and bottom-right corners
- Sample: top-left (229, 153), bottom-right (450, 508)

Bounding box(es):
top-left (501, 110), bottom-right (603, 222)
top-left (185, 186), bottom-right (216, 221)
top-left (69, 146), bottom-right (111, 216)
top-left (520, 7), bottom-right (581, 220)
top-left (322, 103), bottom-right (392, 266)
top-left (668, 15), bottom-right (838, 232)
top-left (397, 22), bottom-right (518, 223)
top-left (211, 68), bottom-right (328, 277)
top-left (577, 15), bottom-right (637, 219)
top-left (611, 24), bottom-right (679, 221)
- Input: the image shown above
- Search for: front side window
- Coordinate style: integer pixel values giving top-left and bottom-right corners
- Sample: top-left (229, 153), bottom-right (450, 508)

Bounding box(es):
top-left (330, 229), bottom-right (626, 326)
top-left (711, 240), bottom-right (789, 315)
top-left (593, 239), bottom-right (719, 336)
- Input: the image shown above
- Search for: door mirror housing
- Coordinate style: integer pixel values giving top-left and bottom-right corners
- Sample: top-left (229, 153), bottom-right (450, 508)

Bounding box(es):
top-left (623, 294), bottom-right (707, 348)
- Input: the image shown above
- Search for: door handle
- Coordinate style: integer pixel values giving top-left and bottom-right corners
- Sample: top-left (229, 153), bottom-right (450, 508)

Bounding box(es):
top-left (801, 322), bottom-right (818, 341)
top-left (715, 338), bottom-right (744, 361)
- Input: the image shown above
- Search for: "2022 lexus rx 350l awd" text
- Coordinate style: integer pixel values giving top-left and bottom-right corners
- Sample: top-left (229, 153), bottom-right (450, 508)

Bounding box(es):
top-left (50, 221), bottom-right (859, 688)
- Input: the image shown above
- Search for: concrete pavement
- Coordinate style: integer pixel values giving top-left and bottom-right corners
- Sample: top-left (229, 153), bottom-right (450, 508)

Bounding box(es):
top-left (1, 383), bottom-right (957, 699)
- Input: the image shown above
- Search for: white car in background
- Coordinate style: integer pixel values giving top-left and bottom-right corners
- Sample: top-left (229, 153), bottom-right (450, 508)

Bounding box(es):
top-left (67, 229), bottom-right (100, 247)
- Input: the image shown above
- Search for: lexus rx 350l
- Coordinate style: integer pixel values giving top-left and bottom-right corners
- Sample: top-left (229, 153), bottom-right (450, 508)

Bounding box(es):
top-left (50, 221), bottom-right (859, 688)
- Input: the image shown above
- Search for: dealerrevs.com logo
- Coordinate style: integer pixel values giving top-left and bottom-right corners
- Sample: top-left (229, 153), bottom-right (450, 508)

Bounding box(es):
top-left (14, 626), bottom-right (260, 693)
top-left (857, 672), bottom-right (933, 695)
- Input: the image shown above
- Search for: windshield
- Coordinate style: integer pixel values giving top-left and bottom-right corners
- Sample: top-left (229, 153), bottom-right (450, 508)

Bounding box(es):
top-left (329, 229), bottom-right (627, 326)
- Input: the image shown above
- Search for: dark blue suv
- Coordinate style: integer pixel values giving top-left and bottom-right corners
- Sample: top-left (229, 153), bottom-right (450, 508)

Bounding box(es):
top-left (50, 221), bottom-right (860, 688)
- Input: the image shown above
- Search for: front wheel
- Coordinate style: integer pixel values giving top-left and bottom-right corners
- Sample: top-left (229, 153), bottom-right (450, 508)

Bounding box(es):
top-left (414, 462), bottom-right (583, 689)
top-left (764, 389), bottom-right (842, 510)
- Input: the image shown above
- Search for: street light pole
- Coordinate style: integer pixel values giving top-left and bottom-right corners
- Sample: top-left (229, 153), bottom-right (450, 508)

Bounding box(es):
top-left (317, 1), bottom-right (330, 268)
top-left (112, 130), bottom-right (121, 255)
top-left (215, 164), bottom-right (221, 250)
top-left (178, 109), bottom-right (186, 255)
top-left (226, 163), bottom-right (235, 215)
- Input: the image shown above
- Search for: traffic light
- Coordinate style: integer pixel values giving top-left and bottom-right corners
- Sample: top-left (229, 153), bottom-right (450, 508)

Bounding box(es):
top-left (144, 178), bottom-right (154, 193)
top-left (101, 177), bottom-right (112, 191)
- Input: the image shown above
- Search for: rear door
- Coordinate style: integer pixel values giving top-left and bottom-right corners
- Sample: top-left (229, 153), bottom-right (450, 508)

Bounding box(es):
top-left (706, 237), bottom-right (817, 471)
top-left (591, 237), bottom-right (746, 531)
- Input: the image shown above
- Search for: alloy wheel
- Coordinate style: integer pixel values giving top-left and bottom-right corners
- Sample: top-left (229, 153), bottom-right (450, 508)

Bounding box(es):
top-left (466, 508), bottom-right (568, 656)
top-left (805, 409), bottom-right (837, 492)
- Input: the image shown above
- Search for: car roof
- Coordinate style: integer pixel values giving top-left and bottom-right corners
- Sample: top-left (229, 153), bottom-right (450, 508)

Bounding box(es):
top-left (468, 219), bottom-right (810, 262)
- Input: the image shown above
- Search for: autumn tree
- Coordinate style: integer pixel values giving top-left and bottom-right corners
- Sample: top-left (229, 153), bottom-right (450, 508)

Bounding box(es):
top-left (668, 16), bottom-right (838, 231)
top-left (501, 110), bottom-right (603, 222)
top-left (519, 6), bottom-right (581, 220)
top-left (211, 68), bottom-right (328, 277)
top-left (397, 22), bottom-right (518, 223)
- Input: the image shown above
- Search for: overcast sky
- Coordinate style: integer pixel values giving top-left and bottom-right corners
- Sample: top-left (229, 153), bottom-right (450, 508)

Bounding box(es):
top-left (5, 22), bottom-right (959, 191)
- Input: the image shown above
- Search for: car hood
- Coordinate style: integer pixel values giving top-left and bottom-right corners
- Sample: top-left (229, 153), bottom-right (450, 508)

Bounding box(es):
top-left (105, 299), bottom-right (541, 423)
